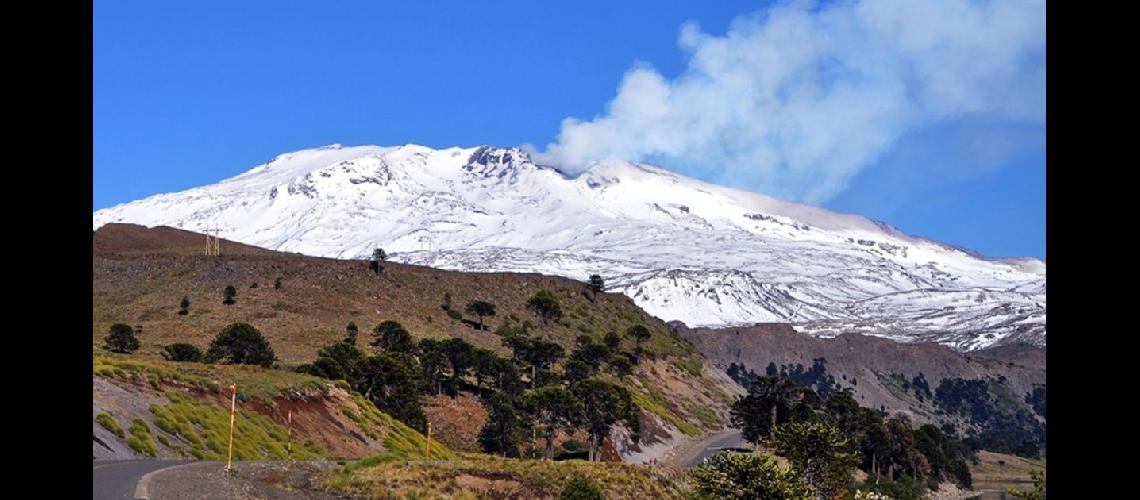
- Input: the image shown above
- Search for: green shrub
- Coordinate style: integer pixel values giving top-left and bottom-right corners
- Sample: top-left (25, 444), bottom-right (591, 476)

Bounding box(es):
top-left (127, 419), bottom-right (157, 457)
top-left (204, 323), bottom-right (275, 367)
top-left (446, 309), bottom-right (463, 321)
top-left (560, 475), bottom-right (602, 500)
top-left (104, 323), bottom-right (140, 354)
top-left (690, 452), bottom-right (811, 499)
top-left (96, 413), bottom-right (124, 438)
top-left (161, 343), bottom-right (204, 362)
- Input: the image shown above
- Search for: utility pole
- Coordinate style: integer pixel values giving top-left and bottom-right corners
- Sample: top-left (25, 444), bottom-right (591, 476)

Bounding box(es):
top-left (286, 410), bottom-right (292, 457)
top-left (205, 227), bottom-right (221, 256)
top-left (225, 383), bottom-right (236, 472)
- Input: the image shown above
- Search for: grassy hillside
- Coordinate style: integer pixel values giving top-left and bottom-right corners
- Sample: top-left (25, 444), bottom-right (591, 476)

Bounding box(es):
top-left (93, 353), bottom-right (453, 461)
top-left (93, 224), bottom-right (740, 453)
top-left (94, 224), bottom-right (692, 364)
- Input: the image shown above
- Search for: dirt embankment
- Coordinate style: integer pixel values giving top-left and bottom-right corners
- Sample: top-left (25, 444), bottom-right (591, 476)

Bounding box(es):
top-left (93, 358), bottom-right (449, 462)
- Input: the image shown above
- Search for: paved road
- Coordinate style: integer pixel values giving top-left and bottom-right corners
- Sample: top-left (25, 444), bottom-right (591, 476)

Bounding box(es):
top-left (92, 460), bottom-right (184, 500)
top-left (670, 429), bottom-right (752, 468)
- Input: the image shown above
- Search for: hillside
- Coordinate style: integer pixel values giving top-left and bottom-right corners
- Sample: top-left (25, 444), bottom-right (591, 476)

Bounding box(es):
top-left (93, 223), bottom-right (742, 457)
top-left (677, 322), bottom-right (1046, 455)
top-left (92, 144), bottom-right (1045, 351)
top-left (93, 353), bottom-right (452, 461)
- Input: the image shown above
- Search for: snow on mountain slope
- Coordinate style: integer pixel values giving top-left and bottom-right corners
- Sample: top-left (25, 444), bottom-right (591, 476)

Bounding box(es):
top-left (93, 144), bottom-right (1046, 351)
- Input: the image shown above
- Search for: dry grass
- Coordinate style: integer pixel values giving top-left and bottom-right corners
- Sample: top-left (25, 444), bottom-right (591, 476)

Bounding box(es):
top-left (92, 224), bottom-right (734, 441)
top-left (325, 453), bottom-right (691, 499)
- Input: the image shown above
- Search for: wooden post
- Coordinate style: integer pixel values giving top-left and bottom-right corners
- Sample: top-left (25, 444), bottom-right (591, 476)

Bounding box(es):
top-left (424, 422), bottom-right (432, 461)
top-left (286, 410), bottom-right (292, 456)
top-left (226, 384), bottom-right (236, 471)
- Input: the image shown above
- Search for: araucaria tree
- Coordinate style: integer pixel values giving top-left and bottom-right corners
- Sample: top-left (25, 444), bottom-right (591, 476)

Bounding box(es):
top-left (587, 274), bottom-right (605, 302)
top-left (526, 290), bottom-right (563, 334)
top-left (527, 386), bottom-right (583, 459)
top-left (355, 353), bottom-right (427, 432)
top-left (344, 322), bottom-right (359, 345)
top-left (104, 323), bottom-right (140, 354)
top-left (731, 376), bottom-right (819, 443)
top-left (204, 322), bottom-right (275, 367)
top-left (771, 421), bottom-right (860, 498)
top-left (178, 296), bottom-right (190, 316)
top-left (571, 378), bottom-right (639, 461)
top-left (691, 452), bottom-right (812, 500)
top-left (479, 393), bottom-right (530, 457)
top-left (371, 320), bottom-right (415, 353)
top-left (625, 325), bottom-right (651, 359)
top-left (603, 331), bottom-right (621, 351)
top-left (223, 285), bottom-right (237, 305)
top-left (370, 248), bottom-right (387, 274)
top-left (503, 334), bottom-right (565, 389)
top-left (161, 343), bottom-right (203, 362)
top-left (465, 301), bottom-right (496, 330)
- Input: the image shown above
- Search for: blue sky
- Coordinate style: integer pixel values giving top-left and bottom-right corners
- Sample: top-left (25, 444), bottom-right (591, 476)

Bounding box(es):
top-left (93, 1), bottom-right (1045, 260)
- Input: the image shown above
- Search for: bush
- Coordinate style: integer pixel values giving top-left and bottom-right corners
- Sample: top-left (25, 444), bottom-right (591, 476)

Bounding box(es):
top-left (204, 323), bottom-right (275, 367)
top-left (103, 323), bottom-right (140, 354)
top-left (446, 309), bottom-right (463, 321)
top-left (96, 413), bottom-right (124, 438)
top-left (161, 343), bottom-right (204, 362)
top-left (223, 285), bottom-right (237, 305)
top-left (560, 476), bottom-right (603, 500)
top-left (561, 440), bottom-right (582, 452)
top-left (690, 452), bottom-right (811, 499)
top-left (127, 419), bottom-right (157, 457)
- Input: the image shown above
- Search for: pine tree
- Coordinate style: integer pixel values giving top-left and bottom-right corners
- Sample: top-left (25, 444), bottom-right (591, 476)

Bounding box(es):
top-left (223, 285), bottom-right (237, 305)
top-left (527, 386), bottom-right (583, 459)
top-left (161, 343), bottom-right (203, 362)
top-left (178, 296), bottom-right (190, 316)
top-left (204, 323), bottom-right (275, 367)
top-left (371, 320), bottom-right (415, 353)
top-left (771, 421), bottom-right (861, 499)
top-left (465, 301), bottom-right (497, 330)
top-left (344, 322), bottom-right (359, 345)
top-left (587, 274), bottom-right (605, 302)
top-left (370, 248), bottom-right (387, 274)
top-left (603, 331), bottom-right (621, 351)
top-left (571, 378), bottom-right (639, 461)
top-left (479, 393), bottom-right (529, 457)
top-left (526, 290), bottom-right (562, 334)
top-left (625, 325), bottom-right (651, 359)
top-left (103, 323), bottom-right (140, 354)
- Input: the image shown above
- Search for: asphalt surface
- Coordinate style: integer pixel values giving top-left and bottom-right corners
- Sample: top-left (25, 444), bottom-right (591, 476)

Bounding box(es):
top-left (675, 429), bottom-right (752, 468)
top-left (92, 460), bottom-right (184, 500)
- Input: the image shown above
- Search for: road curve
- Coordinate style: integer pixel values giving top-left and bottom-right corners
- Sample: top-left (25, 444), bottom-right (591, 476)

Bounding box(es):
top-left (92, 460), bottom-right (185, 500)
top-left (668, 429), bottom-right (752, 468)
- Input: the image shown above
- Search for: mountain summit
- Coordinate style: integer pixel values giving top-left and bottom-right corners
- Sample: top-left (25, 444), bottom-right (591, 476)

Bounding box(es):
top-left (93, 144), bottom-right (1045, 351)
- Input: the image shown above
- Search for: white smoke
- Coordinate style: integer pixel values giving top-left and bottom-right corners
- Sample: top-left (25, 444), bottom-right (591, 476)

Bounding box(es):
top-left (535, 0), bottom-right (1045, 204)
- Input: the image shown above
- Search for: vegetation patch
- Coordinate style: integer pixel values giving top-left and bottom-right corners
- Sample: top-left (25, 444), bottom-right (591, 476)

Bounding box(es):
top-left (93, 354), bottom-right (327, 404)
top-left (127, 419), bottom-right (157, 457)
top-left (148, 390), bottom-right (323, 460)
top-left (632, 391), bottom-right (700, 437)
top-left (96, 413), bottom-right (124, 438)
top-left (342, 393), bottom-right (455, 466)
top-left (327, 453), bottom-right (688, 499)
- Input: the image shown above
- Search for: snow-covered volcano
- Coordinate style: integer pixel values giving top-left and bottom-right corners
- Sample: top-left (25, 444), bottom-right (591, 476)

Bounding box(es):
top-left (92, 144), bottom-right (1045, 351)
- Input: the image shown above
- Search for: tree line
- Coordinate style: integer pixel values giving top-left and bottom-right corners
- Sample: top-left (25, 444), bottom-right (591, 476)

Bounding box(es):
top-left (730, 375), bottom-right (975, 498)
